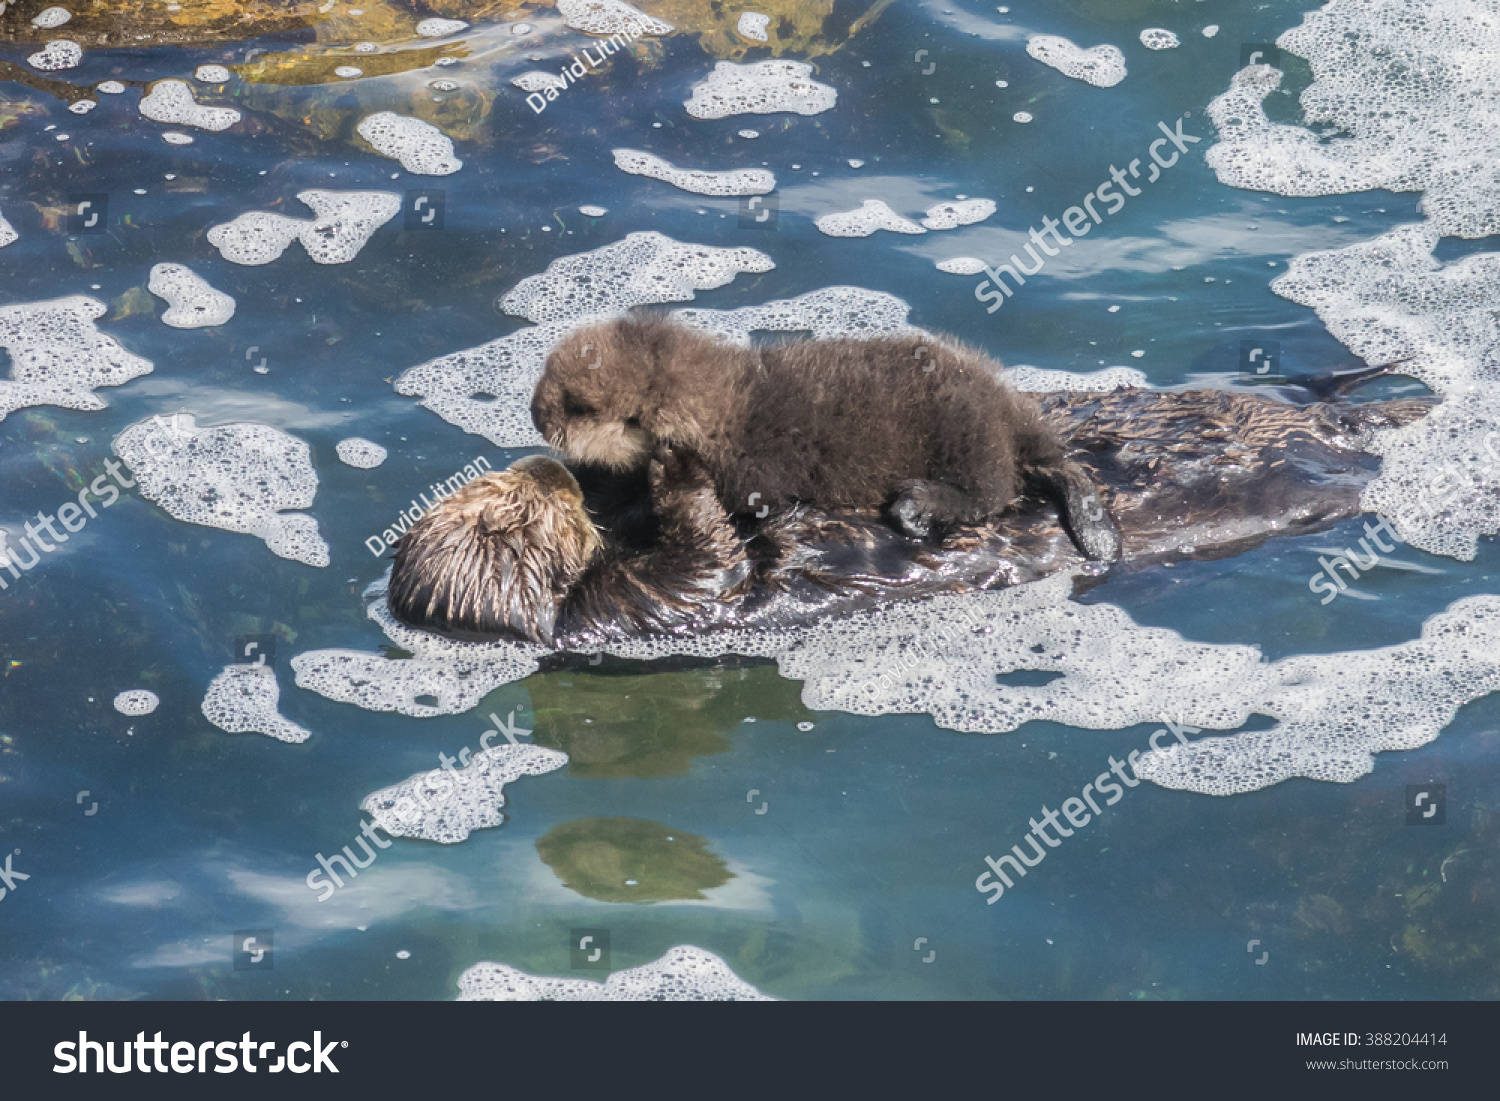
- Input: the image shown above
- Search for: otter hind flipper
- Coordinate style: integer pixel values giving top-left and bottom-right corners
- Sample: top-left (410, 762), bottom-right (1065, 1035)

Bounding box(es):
top-left (1031, 462), bottom-right (1121, 563)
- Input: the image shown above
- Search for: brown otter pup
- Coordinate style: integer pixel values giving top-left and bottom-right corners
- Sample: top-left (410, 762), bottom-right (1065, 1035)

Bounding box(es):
top-left (529, 315), bottom-right (1122, 561)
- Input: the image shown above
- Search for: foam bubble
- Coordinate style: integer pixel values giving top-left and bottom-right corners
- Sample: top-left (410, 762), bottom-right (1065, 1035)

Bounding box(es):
top-left (147, 263), bottom-right (235, 328)
top-left (513, 71), bottom-right (567, 93)
top-left (1270, 223), bottom-right (1500, 559)
top-left (335, 66), bottom-right (362, 78)
top-left (936, 257), bottom-right (988, 275)
top-left (139, 79), bottom-right (240, 131)
top-left (356, 112), bottom-right (461, 176)
top-left (497, 231), bottom-right (775, 324)
top-left (415, 17), bottom-right (468, 37)
top-left (1012, 111), bottom-right (1033, 123)
top-left (354, 42), bottom-right (377, 52)
top-left (558, 0), bottom-right (672, 36)
top-left (673, 285), bottom-right (918, 343)
top-left (113, 689), bottom-right (158, 716)
top-left (921, 198), bottom-right (995, 231)
top-left (457, 946), bottom-right (772, 1001)
top-left (112, 413), bottom-right (329, 567)
top-left (361, 744), bottom-right (567, 843)
top-left (1206, 0), bottom-right (1500, 239)
top-left (207, 190), bottom-right (401, 266)
top-left (815, 199), bottom-right (926, 237)
top-left (612, 148), bottom-right (774, 196)
top-left (739, 129), bottom-right (759, 139)
top-left (1202, 25), bottom-right (1220, 37)
top-left (336, 437), bottom-right (387, 468)
top-left (68, 100), bottom-right (95, 114)
top-left (1025, 35), bottom-right (1126, 87)
top-left (685, 60), bottom-right (837, 119)
top-left (579, 204), bottom-right (607, 216)
top-left (31, 6), bottom-right (70, 28)
top-left (201, 665), bottom-right (310, 743)
top-left (28, 40), bottom-right (82, 71)
top-left (293, 578), bottom-right (544, 715)
top-left (194, 64), bottom-right (230, 83)
top-left (0, 296), bottom-right (153, 422)
top-left (0, 213), bottom-right (15, 249)
top-left (1139, 28), bottom-right (1179, 50)
top-left (737, 11), bottom-right (769, 41)
top-left (1006, 364), bottom-right (1148, 391)
top-left (161, 131), bottom-right (193, 145)
top-left (97, 81), bottom-right (125, 94)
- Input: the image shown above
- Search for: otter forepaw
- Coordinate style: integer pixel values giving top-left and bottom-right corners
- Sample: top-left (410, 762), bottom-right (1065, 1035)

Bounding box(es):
top-left (889, 481), bottom-right (967, 540)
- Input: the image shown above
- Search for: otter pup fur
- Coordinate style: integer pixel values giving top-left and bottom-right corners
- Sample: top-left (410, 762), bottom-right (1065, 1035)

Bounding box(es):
top-left (530, 315), bottom-right (1122, 561)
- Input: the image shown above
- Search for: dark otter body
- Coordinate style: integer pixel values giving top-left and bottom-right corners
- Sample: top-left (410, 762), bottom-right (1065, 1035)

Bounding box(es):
top-left (530, 316), bottom-right (1122, 560)
top-left (390, 387), bottom-right (1431, 650)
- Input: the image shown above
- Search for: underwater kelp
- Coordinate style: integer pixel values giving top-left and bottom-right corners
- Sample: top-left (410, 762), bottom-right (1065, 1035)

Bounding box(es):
top-left (535, 816), bottom-right (731, 902)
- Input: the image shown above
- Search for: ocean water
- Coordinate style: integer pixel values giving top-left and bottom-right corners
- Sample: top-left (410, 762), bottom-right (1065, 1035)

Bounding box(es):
top-left (1, 0), bottom-right (1498, 1002)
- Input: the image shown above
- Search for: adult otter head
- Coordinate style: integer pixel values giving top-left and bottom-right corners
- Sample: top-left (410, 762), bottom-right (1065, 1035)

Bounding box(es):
top-left (388, 455), bottom-right (603, 645)
top-left (531, 315), bottom-right (741, 471)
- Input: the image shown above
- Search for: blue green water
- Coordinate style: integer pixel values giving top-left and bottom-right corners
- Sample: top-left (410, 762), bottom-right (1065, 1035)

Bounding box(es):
top-left (2, 0), bottom-right (1498, 1000)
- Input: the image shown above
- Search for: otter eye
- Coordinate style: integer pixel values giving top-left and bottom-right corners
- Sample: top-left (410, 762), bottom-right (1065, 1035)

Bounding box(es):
top-left (563, 393), bottom-right (595, 418)
top-left (625, 416), bottom-right (641, 428)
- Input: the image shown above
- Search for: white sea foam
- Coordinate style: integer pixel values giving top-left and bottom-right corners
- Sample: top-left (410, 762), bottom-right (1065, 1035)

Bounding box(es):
top-left (113, 689), bottom-right (158, 716)
top-left (0, 213), bottom-right (15, 249)
top-left (936, 257), bottom-right (987, 275)
top-left (201, 665), bottom-right (310, 744)
top-left (161, 131), bottom-right (193, 145)
top-left (335, 66), bottom-right (362, 79)
top-left (612, 148), bottom-right (774, 196)
top-left (0, 296), bottom-right (153, 421)
top-left (1006, 364), bottom-right (1148, 391)
top-left (737, 11), bottom-right (769, 41)
top-left (579, 204), bottom-right (607, 216)
top-left (1025, 35), bottom-right (1126, 87)
top-left (28, 40), bottom-right (82, 71)
top-left (97, 80), bottom-right (125, 94)
top-left (1269, 223), bottom-right (1500, 559)
top-left (207, 190), bottom-right (401, 266)
top-left (68, 99), bottom-right (95, 114)
top-left (1205, 0), bottom-right (1500, 238)
top-left (498, 231), bottom-right (775, 324)
top-left (361, 744), bottom-right (568, 843)
top-left (673, 286), bottom-right (919, 344)
top-left (147, 263), bottom-right (235, 328)
top-left (558, 0), bottom-right (672, 36)
top-left (336, 438), bottom-right (387, 468)
top-left (194, 65), bottom-right (231, 83)
top-left (113, 414), bottom-right (329, 567)
top-left (512, 71), bottom-right (567, 93)
top-left (356, 112), bottom-right (462, 176)
top-left (685, 60), bottom-right (837, 119)
top-left (921, 198), bottom-right (995, 231)
top-left (139, 79), bottom-right (240, 130)
top-left (814, 199), bottom-right (925, 237)
top-left (1139, 28), bottom-right (1179, 50)
top-left (293, 578), bottom-right (544, 715)
top-left (31, 6), bottom-right (70, 28)
top-left (457, 946), bottom-right (772, 1001)
top-left (415, 17), bottom-right (468, 37)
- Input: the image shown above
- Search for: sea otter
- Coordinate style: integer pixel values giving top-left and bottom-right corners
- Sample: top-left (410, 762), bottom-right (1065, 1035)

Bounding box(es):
top-left (389, 386), bottom-right (1431, 650)
top-left (529, 316), bottom-right (1123, 561)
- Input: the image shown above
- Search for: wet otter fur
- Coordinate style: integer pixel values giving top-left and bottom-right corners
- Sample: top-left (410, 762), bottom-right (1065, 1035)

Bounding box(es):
top-left (530, 315), bottom-right (1122, 561)
top-left (389, 449), bottom-right (751, 646)
top-left (391, 386), bottom-right (1432, 649)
